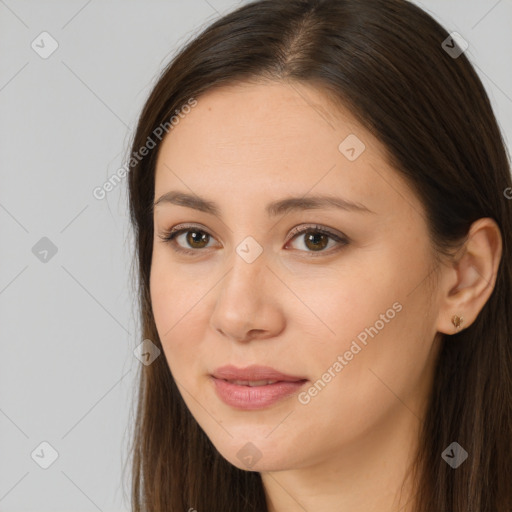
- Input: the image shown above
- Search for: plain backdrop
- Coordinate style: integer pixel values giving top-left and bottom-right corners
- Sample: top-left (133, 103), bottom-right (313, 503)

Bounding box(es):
top-left (0, 0), bottom-right (511, 510)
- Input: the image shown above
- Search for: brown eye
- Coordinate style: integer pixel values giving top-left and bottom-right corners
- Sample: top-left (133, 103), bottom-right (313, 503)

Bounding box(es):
top-left (302, 231), bottom-right (330, 251)
top-left (158, 225), bottom-right (216, 255)
top-left (184, 230), bottom-right (210, 249)
top-left (286, 225), bottom-right (349, 255)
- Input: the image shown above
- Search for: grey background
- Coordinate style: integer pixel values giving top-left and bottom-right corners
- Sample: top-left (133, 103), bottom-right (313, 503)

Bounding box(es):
top-left (0, 1), bottom-right (510, 511)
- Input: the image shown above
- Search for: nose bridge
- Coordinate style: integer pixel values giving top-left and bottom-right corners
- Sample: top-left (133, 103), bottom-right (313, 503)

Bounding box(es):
top-left (223, 238), bottom-right (268, 298)
top-left (209, 237), bottom-right (276, 339)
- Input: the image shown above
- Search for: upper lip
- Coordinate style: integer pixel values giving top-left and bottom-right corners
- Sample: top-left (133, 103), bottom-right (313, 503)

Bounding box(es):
top-left (212, 365), bottom-right (307, 382)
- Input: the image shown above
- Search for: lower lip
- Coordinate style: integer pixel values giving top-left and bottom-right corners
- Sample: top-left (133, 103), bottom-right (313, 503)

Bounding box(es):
top-left (211, 377), bottom-right (308, 410)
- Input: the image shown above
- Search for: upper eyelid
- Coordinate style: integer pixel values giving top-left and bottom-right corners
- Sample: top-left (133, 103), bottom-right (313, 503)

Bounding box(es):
top-left (288, 224), bottom-right (346, 240)
top-left (163, 222), bottom-right (346, 239)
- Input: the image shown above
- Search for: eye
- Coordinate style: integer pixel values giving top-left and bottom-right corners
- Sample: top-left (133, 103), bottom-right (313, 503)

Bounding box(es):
top-left (157, 223), bottom-right (349, 257)
top-left (285, 224), bottom-right (349, 256)
top-left (157, 223), bottom-right (217, 255)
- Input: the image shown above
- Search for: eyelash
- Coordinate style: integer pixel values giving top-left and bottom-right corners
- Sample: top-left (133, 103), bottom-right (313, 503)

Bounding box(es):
top-left (157, 223), bottom-right (349, 257)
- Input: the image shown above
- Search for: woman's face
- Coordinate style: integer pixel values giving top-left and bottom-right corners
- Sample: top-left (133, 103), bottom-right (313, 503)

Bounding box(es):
top-left (150, 81), bottom-right (443, 472)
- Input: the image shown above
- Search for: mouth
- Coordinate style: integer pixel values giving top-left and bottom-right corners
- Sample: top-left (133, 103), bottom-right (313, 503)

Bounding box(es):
top-left (223, 379), bottom-right (283, 386)
top-left (211, 364), bottom-right (307, 382)
top-left (210, 365), bottom-right (308, 410)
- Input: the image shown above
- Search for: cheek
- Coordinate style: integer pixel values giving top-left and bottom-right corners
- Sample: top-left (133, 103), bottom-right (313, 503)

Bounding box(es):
top-left (149, 253), bottom-right (215, 381)
top-left (150, 247), bottom-right (204, 334)
top-left (291, 304), bottom-right (434, 458)
top-left (150, 255), bottom-right (188, 348)
top-left (300, 248), bottom-right (436, 406)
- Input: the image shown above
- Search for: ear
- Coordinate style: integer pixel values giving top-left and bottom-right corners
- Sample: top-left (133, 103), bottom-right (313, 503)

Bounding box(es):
top-left (436, 217), bottom-right (502, 335)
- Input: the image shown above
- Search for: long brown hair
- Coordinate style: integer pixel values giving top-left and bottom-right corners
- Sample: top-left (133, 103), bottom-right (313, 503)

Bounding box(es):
top-left (125, 1), bottom-right (512, 510)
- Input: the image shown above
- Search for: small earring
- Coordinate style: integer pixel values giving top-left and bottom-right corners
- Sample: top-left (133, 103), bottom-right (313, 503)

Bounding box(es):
top-left (452, 314), bottom-right (464, 330)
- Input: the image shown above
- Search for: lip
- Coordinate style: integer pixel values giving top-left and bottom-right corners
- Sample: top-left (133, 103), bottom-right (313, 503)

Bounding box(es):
top-left (212, 364), bottom-right (307, 382)
top-left (210, 365), bottom-right (308, 410)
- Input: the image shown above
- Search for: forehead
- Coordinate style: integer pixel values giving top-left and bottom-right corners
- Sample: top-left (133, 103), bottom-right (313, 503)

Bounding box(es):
top-left (153, 80), bottom-right (418, 219)
top-left (158, 80), bottom-right (377, 161)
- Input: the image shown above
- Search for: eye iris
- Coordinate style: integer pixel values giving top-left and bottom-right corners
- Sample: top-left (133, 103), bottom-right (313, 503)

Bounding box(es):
top-left (304, 231), bottom-right (329, 251)
top-left (186, 230), bottom-right (209, 248)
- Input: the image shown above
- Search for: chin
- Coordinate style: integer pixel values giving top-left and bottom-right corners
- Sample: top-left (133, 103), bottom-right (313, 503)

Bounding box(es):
top-left (224, 451), bottom-right (291, 473)
top-left (209, 434), bottom-right (298, 473)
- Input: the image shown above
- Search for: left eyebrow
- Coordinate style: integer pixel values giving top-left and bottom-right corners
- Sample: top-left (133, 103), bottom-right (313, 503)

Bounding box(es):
top-left (265, 194), bottom-right (375, 216)
top-left (153, 191), bottom-right (376, 217)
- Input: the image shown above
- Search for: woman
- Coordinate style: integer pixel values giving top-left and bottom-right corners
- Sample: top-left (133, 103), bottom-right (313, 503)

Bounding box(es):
top-left (126, 0), bottom-right (512, 510)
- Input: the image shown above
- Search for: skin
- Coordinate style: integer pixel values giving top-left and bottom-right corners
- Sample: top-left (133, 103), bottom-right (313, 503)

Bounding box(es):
top-left (149, 80), bottom-right (502, 512)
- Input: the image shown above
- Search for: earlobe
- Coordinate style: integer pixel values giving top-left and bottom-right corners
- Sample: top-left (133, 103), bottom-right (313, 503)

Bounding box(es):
top-left (436, 218), bottom-right (502, 335)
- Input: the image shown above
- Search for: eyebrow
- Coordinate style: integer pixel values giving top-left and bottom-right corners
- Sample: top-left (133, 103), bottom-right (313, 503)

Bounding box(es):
top-left (153, 191), bottom-right (375, 217)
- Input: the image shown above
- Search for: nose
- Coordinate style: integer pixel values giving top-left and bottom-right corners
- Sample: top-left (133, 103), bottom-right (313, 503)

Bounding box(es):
top-left (209, 249), bottom-right (285, 343)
